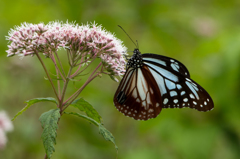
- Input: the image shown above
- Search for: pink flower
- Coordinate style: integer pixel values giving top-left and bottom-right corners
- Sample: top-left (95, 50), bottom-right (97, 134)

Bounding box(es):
top-left (0, 129), bottom-right (7, 150)
top-left (0, 111), bottom-right (13, 150)
top-left (6, 21), bottom-right (127, 76)
top-left (0, 111), bottom-right (13, 132)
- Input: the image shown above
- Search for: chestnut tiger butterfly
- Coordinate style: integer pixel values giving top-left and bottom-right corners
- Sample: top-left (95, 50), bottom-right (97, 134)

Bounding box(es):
top-left (113, 26), bottom-right (214, 120)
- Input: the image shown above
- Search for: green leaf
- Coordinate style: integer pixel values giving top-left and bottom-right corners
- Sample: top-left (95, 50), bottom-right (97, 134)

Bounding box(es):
top-left (39, 108), bottom-right (60, 159)
top-left (65, 112), bottom-right (118, 150)
top-left (12, 97), bottom-right (58, 121)
top-left (99, 124), bottom-right (118, 150)
top-left (64, 112), bottom-right (99, 126)
top-left (70, 98), bottom-right (102, 123)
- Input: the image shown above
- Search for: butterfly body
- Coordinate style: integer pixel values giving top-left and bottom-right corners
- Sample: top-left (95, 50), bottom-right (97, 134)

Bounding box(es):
top-left (114, 49), bottom-right (214, 120)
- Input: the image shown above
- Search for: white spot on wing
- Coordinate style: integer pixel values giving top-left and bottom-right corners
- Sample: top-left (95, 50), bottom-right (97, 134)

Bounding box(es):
top-left (177, 84), bottom-right (182, 89)
top-left (150, 87), bottom-right (154, 94)
top-left (190, 94), bottom-right (195, 99)
top-left (163, 98), bottom-right (168, 104)
top-left (171, 63), bottom-right (179, 72)
top-left (183, 98), bottom-right (188, 102)
top-left (186, 80), bottom-right (199, 99)
top-left (132, 88), bottom-right (137, 98)
top-left (148, 109), bottom-right (154, 113)
top-left (146, 92), bottom-right (151, 104)
top-left (142, 101), bottom-right (146, 107)
top-left (174, 99), bottom-right (178, 103)
top-left (136, 98), bottom-right (140, 103)
top-left (170, 91), bottom-right (177, 97)
top-left (181, 91), bottom-right (185, 96)
top-left (165, 79), bottom-right (176, 90)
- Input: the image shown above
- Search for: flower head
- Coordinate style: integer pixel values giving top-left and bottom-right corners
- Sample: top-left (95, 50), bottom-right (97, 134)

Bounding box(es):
top-left (6, 21), bottom-right (127, 76)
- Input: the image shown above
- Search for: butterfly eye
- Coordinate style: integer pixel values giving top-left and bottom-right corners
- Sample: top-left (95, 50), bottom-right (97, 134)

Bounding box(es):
top-left (114, 49), bottom-right (214, 120)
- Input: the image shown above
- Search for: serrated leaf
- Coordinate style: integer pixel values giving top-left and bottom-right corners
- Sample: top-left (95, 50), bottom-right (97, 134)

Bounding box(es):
top-left (65, 112), bottom-right (118, 150)
top-left (99, 124), bottom-right (118, 150)
top-left (39, 109), bottom-right (60, 159)
top-left (70, 98), bottom-right (102, 123)
top-left (12, 97), bottom-right (58, 121)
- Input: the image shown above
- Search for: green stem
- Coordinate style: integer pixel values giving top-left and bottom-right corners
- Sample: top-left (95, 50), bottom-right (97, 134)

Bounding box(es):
top-left (50, 54), bottom-right (66, 82)
top-left (54, 50), bottom-right (66, 77)
top-left (61, 72), bottom-right (101, 114)
top-left (67, 49), bottom-right (73, 66)
top-left (70, 57), bottom-right (96, 78)
top-left (59, 66), bottom-right (73, 110)
top-left (35, 51), bottom-right (60, 104)
top-left (61, 63), bottom-right (102, 113)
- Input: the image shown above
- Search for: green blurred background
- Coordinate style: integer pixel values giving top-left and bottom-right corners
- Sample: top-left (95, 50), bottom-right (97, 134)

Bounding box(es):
top-left (1, 0), bottom-right (240, 159)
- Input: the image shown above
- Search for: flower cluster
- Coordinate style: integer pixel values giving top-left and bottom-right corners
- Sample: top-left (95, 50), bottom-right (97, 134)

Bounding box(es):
top-left (6, 21), bottom-right (127, 76)
top-left (0, 111), bottom-right (13, 149)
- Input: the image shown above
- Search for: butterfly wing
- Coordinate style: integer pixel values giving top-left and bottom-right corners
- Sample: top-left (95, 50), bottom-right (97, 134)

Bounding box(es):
top-left (114, 65), bottom-right (162, 120)
top-left (142, 53), bottom-right (214, 111)
top-left (143, 53), bottom-right (190, 77)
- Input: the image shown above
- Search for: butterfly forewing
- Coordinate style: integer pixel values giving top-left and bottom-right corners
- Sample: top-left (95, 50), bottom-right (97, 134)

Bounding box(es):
top-left (114, 65), bottom-right (162, 120)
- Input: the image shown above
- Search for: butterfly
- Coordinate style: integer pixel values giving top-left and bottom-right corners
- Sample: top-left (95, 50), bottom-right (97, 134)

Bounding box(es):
top-left (113, 29), bottom-right (214, 120)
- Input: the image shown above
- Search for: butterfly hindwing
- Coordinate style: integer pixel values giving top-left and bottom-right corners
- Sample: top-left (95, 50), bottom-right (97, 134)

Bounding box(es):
top-left (142, 53), bottom-right (190, 77)
top-left (114, 65), bottom-right (162, 120)
top-left (143, 54), bottom-right (214, 111)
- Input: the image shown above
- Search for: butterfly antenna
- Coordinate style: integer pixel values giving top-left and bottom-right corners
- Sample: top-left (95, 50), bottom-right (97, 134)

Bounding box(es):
top-left (136, 40), bottom-right (139, 49)
top-left (118, 25), bottom-right (138, 48)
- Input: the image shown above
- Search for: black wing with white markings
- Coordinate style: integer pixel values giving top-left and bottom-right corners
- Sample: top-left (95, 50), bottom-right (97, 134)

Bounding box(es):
top-left (113, 49), bottom-right (214, 121)
top-left (142, 53), bottom-right (190, 77)
top-left (142, 53), bottom-right (214, 111)
top-left (114, 65), bottom-right (162, 120)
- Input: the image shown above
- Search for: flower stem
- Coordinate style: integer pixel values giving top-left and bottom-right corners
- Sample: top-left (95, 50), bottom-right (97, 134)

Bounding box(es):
top-left (35, 51), bottom-right (60, 104)
top-left (54, 50), bottom-right (66, 77)
top-left (59, 66), bottom-right (73, 110)
top-left (50, 54), bottom-right (66, 82)
top-left (70, 56), bottom-right (96, 78)
top-left (61, 63), bottom-right (102, 113)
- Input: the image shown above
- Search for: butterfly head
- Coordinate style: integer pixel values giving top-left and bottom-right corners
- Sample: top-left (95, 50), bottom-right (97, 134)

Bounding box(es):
top-left (126, 49), bottom-right (143, 69)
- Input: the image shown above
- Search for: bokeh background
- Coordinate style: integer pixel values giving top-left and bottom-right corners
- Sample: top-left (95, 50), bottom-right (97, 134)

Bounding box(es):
top-left (1, 0), bottom-right (240, 159)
